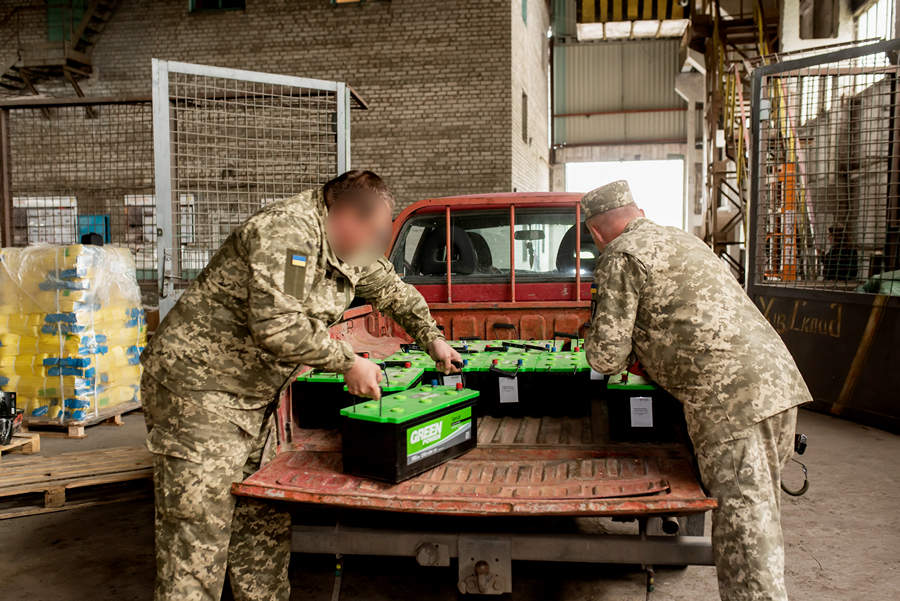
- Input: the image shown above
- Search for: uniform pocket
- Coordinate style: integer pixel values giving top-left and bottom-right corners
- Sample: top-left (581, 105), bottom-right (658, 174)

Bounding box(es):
top-left (154, 454), bottom-right (243, 521)
top-left (697, 429), bottom-right (771, 509)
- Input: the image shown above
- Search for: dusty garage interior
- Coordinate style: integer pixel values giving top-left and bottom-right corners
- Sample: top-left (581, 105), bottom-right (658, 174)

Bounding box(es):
top-left (1, 0), bottom-right (899, 599)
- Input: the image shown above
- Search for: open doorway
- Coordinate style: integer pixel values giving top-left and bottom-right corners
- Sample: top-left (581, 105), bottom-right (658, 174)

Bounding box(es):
top-left (565, 160), bottom-right (685, 230)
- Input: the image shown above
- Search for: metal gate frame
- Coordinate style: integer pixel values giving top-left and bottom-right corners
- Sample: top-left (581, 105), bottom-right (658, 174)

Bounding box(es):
top-left (151, 59), bottom-right (353, 318)
top-left (746, 38), bottom-right (900, 433)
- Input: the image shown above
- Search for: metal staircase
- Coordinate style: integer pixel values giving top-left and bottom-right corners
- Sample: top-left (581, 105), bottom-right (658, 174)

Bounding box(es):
top-left (690, 0), bottom-right (779, 283)
top-left (0, 0), bottom-right (120, 97)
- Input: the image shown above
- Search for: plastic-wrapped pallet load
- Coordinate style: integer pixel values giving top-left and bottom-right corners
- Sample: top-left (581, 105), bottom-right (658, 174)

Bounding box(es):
top-left (0, 244), bottom-right (147, 424)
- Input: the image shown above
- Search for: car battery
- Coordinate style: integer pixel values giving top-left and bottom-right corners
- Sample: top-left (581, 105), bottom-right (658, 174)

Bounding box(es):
top-left (384, 351), bottom-right (439, 382)
top-left (345, 365), bottom-right (425, 404)
top-left (440, 353), bottom-right (491, 391)
top-left (340, 383), bottom-right (480, 483)
top-left (292, 356), bottom-right (382, 430)
top-left (605, 370), bottom-right (681, 442)
top-left (478, 351), bottom-right (540, 417)
top-left (533, 351), bottom-right (594, 417)
top-left (502, 340), bottom-right (554, 354)
top-left (451, 340), bottom-right (490, 353)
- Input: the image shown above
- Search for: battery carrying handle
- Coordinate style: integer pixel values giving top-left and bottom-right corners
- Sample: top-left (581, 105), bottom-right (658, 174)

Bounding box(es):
top-left (489, 365), bottom-right (519, 378)
top-left (502, 342), bottom-right (547, 352)
top-left (450, 360), bottom-right (466, 387)
top-left (382, 360), bottom-right (410, 368)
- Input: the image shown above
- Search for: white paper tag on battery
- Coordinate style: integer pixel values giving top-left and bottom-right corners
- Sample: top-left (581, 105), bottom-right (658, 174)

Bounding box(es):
top-left (443, 374), bottom-right (463, 387)
top-left (590, 369), bottom-right (605, 381)
top-left (630, 397), bottom-right (653, 427)
top-left (499, 377), bottom-right (519, 403)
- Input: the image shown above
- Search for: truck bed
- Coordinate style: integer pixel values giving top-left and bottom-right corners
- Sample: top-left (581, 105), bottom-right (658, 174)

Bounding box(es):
top-left (233, 413), bottom-right (716, 517)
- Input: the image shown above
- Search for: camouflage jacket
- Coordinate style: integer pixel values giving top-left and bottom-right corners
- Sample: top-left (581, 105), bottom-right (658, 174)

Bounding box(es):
top-left (142, 188), bottom-right (444, 415)
top-left (586, 218), bottom-right (811, 445)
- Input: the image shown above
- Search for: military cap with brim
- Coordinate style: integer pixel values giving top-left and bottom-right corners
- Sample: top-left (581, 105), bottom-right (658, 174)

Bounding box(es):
top-left (581, 180), bottom-right (635, 219)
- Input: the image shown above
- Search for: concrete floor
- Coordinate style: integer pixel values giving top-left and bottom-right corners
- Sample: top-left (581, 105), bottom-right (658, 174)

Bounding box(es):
top-left (1, 408), bottom-right (898, 600)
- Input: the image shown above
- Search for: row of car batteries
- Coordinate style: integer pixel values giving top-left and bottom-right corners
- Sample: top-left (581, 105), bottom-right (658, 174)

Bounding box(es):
top-left (291, 340), bottom-right (679, 482)
top-left (292, 339), bottom-right (592, 430)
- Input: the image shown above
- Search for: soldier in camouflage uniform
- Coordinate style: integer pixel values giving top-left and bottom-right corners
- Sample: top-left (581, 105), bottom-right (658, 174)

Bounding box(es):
top-left (141, 170), bottom-right (460, 601)
top-left (582, 180), bottom-right (811, 601)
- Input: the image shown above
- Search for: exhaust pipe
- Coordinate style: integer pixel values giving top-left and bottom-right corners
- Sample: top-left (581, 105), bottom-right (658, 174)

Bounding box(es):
top-left (662, 517), bottom-right (680, 535)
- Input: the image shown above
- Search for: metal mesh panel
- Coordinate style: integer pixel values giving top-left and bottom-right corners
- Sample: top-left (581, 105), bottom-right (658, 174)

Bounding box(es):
top-left (753, 44), bottom-right (900, 294)
top-left (4, 101), bottom-right (156, 282)
top-left (165, 72), bottom-right (339, 291)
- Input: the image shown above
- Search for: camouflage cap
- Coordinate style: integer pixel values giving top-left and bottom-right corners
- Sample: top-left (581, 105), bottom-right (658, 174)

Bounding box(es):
top-left (581, 180), bottom-right (635, 219)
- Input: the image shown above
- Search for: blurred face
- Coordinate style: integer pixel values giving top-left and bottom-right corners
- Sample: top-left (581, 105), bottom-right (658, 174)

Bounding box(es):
top-left (325, 188), bottom-right (393, 267)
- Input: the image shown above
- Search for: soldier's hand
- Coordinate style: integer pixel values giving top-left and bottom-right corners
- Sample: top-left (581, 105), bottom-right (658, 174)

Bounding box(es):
top-left (427, 339), bottom-right (462, 375)
top-left (344, 356), bottom-right (384, 400)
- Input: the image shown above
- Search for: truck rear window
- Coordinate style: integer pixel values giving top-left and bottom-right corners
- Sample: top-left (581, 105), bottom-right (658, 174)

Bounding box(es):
top-left (390, 209), bottom-right (598, 281)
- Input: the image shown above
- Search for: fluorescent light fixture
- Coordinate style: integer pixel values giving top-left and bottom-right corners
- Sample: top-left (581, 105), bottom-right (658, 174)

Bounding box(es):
top-left (576, 22), bottom-right (605, 40)
top-left (658, 19), bottom-right (690, 37)
top-left (632, 20), bottom-right (661, 38)
top-left (604, 21), bottom-right (633, 38)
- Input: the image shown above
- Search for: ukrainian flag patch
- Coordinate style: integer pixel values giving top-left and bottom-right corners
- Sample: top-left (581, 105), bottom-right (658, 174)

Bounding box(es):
top-left (292, 255), bottom-right (307, 267)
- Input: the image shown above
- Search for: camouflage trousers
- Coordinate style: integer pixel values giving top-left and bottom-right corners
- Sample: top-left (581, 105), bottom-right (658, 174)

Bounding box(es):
top-left (142, 373), bottom-right (291, 601)
top-left (695, 406), bottom-right (798, 601)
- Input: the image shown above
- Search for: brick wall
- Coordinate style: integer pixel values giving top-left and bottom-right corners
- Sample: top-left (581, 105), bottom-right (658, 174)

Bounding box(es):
top-left (0, 0), bottom-right (541, 211)
top-left (511, 0), bottom-right (550, 193)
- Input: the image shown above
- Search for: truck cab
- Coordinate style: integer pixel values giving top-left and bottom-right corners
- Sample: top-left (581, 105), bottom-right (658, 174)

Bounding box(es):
top-left (234, 193), bottom-right (716, 595)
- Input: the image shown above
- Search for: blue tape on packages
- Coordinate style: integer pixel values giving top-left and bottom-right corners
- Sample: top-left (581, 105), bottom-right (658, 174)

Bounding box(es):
top-left (45, 313), bottom-right (77, 323)
top-left (30, 406), bottom-right (49, 417)
top-left (38, 278), bottom-right (90, 291)
top-left (64, 398), bottom-right (92, 409)
top-left (42, 323), bottom-right (90, 335)
top-left (49, 366), bottom-right (96, 378)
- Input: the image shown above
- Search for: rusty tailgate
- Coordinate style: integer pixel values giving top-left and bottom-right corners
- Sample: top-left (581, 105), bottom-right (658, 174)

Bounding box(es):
top-left (234, 415), bottom-right (716, 516)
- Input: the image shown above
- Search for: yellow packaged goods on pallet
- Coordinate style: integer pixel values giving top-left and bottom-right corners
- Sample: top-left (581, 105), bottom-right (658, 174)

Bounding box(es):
top-left (0, 354), bottom-right (53, 377)
top-left (103, 364), bottom-right (142, 386)
top-left (0, 314), bottom-right (46, 337)
top-left (0, 244), bottom-right (146, 425)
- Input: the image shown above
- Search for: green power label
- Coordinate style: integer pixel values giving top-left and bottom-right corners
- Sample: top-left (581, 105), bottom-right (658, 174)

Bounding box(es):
top-left (406, 407), bottom-right (472, 465)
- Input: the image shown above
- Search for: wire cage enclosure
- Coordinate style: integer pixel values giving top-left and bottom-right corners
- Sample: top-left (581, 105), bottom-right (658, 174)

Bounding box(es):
top-left (0, 97), bottom-right (157, 303)
top-left (152, 60), bottom-right (354, 318)
top-left (750, 39), bottom-right (900, 296)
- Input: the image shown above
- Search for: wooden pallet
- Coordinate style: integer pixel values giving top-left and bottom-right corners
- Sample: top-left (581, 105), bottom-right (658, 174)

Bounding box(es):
top-left (0, 445), bottom-right (153, 519)
top-left (21, 400), bottom-right (141, 439)
top-left (0, 432), bottom-right (41, 462)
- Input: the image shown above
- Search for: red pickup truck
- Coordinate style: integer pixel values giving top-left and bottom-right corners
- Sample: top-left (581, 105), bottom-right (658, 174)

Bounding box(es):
top-left (234, 192), bottom-right (716, 595)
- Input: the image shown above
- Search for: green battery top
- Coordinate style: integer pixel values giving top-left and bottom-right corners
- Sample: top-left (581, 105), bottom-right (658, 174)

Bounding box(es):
top-left (489, 340), bottom-right (549, 354)
top-left (459, 353), bottom-right (493, 372)
top-left (450, 341), bottom-right (484, 352)
top-left (296, 371), bottom-right (345, 384)
top-left (340, 384), bottom-right (480, 424)
top-left (343, 366), bottom-right (425, 394)
top-left (535, 352), bottom-right (590, 373)
top-left (483, 351), bottom-right (541, 372)
top-left (296, 357), bottom-right (381, 383)
top-left (384, 354), bottom-right (436, 372)
top-left (606, 371), bottom-right (659, 391)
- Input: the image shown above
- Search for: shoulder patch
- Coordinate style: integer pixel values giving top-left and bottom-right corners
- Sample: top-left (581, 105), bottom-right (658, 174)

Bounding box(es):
top-left (284, 249), bottom-right (309, 298)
